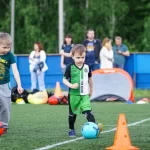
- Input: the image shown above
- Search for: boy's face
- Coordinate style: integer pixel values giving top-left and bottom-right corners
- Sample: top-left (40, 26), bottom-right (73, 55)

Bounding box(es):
top-left (0, 44), bottom-right (11, 54)
top-left (72, 52), bottom-right (86, 67)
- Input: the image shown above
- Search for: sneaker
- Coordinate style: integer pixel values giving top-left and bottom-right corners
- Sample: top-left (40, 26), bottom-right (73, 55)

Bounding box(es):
top-left (68, 129), bottom-right (76, 137)
top-left (98, 123), bottom-right (104, 132)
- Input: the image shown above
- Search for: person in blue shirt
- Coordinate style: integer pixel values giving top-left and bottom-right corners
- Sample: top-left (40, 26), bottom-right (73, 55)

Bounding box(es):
top-left (113, 36), bottom-right (130, 69)
top-left (83, 29), bottom-right (101, 71)
top-left (60, 34), bottom-right (74, 73)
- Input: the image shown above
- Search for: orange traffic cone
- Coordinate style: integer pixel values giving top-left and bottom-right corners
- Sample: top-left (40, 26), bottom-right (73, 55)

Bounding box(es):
top-left (54, 82), bottom-right (63, 97)
top-left (105, 114), bottom-right (140, 150)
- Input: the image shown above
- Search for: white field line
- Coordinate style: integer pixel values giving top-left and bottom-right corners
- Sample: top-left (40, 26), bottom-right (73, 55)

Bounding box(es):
top-left (35, 117), bottom-right (150, 150)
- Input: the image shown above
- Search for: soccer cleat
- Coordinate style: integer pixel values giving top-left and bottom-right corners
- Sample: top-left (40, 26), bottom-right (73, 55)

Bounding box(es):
top-left (98, 123), bottom-right (104, 132)
top-left (68, 129), bottom-right (76, 137)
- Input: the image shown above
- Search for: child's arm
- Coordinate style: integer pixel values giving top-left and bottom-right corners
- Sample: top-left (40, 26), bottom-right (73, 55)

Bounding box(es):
top-left (63, 64), bottom-right (78, 89)
top-left (63, 78), bottom-right (78, 89)
top-left (89, 77), bottom-right (93, 97)
top-left (11, 63), bottom-right (23, 94)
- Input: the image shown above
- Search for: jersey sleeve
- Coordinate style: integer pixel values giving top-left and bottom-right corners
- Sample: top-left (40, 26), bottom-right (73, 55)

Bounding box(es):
top-left (88, 65), bottom-right (92, 78)
top-left (64, 64), bottom-right (71, 79)
top-left (9, 52), bottom-right (16, 64)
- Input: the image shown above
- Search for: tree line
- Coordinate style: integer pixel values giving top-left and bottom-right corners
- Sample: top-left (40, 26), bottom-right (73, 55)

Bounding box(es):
top-left (0, 0), bottom-right (150, 54)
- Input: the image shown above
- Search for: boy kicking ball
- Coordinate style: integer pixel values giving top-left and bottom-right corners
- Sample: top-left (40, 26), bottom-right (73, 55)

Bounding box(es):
top-left (63, 44), bottom-right (103, 137)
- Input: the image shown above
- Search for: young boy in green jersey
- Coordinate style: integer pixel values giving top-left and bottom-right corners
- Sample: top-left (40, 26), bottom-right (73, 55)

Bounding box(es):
top-left (0, 32), bottom-right (23, 134)
top-left (63, 44), bottom-right (97, 137)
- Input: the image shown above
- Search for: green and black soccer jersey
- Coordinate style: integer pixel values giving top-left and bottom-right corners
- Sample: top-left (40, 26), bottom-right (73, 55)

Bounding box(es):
top-left (64, 63), bottom-right (92, 95)
top-left (0, 51), bottom-right (16, 84)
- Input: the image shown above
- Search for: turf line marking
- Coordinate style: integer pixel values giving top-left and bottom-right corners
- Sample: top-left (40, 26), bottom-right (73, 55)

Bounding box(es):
top-left (35, 117), bottom-right (150, 150)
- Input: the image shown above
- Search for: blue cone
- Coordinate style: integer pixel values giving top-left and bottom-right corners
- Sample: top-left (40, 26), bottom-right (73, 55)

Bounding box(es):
top-left (126, 100), bottom-right (133, 104)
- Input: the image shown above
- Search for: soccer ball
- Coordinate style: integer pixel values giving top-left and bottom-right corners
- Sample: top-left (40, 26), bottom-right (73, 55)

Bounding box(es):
top-left (0, 122), bottom-right (4, 136)
top-left (48, 96), bottom-right (59, 105)
top-left (81, 122), bottom-right (100, 139)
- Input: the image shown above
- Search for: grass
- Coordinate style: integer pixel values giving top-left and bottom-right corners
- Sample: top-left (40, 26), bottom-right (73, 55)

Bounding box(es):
top-left (134, 89), bottom-right (150, 98)
top-left (0, 101), bottom-right (150, 150)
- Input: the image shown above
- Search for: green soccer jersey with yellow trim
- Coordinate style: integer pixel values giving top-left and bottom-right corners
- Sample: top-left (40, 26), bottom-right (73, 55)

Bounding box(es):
top-left (64, 63), bottom-right (92, 95)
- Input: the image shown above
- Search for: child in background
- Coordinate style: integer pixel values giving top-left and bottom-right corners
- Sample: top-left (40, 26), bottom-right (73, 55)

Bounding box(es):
top-left (0, 32), bottom-right (23, 134)
top-left (63, 44), bottom-right (101, 137)
top-left (100, 38), bottom-right (114, 69)
top-left (60, 34), bottom-right (74, 74)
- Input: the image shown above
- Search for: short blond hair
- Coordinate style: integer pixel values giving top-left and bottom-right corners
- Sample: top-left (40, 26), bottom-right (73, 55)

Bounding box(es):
top-left (0, 32), bottom-right (12, 47)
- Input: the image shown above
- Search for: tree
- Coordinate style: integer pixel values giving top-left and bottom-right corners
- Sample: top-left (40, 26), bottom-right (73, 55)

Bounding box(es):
top-left (15, 0), bottom-right (58, 53)
top-left (0, 0), bottom-right (150, 53)
top-left (142, 17), bottom-right (150, 51)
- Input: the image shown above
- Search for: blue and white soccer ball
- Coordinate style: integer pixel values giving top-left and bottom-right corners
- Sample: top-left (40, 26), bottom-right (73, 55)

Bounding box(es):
top-left (81, 122), bottom-right (100, 139)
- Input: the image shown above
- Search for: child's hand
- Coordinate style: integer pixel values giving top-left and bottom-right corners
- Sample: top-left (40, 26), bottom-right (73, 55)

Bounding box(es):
top-left (71, 83), bottom-right (79, 89)
top-left (17, 86), bottom-right (24, 94)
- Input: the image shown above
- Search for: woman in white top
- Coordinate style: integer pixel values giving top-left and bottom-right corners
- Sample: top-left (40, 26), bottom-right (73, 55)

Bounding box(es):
top-left (29, 42), bottom-right (48, 92)
top-left (100, 38), bottom-right (114, 69)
